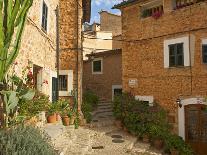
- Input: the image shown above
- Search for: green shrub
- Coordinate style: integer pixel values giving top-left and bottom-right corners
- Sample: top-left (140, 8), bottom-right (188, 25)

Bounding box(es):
top-left (0, 125), bottom-right (56, 155)
top-left (18, 91), bottom-right (50, 117)
top-left (82, 90), bottom-right (99, 123)
top-left (113, 92), bottom-right (193, 154)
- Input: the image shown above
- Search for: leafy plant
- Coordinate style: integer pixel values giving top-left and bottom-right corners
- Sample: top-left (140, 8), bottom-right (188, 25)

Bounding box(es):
top-left (0, 125), bottom-right (56, 155)
top-left (0, 0), bottom-right (33, 83)
top-left (82, 90), bottom-right (99, 123)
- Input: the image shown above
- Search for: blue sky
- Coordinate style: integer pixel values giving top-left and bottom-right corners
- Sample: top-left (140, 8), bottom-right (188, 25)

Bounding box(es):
top-left (90, 0), bottom-right (122, 23)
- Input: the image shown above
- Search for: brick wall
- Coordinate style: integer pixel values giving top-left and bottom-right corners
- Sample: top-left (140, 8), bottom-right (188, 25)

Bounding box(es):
top-left (83, 50), bottom-right (122, 101)
top-left (120, 1), bottom-right (207, 132)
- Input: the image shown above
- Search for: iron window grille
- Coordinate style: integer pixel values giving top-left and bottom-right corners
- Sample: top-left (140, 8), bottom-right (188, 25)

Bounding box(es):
top-left (59, 75), bottom-right (68, 91)
top-left (202, 45), bottom-right (207, 64)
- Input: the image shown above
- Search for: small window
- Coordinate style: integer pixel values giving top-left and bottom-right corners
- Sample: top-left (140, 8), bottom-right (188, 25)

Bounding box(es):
top-left (202, 45), bottom-right (207, 63)
top-left (59, 75), bottom-right (68, 91)
top-left (93, 59), bottom-right (102, 73)
top-left (41, 1), bottom-right (48, 32)
top-left (141, 5), bottom-right (163, 18)
top-left (169, 43), bottom-right (184, 67)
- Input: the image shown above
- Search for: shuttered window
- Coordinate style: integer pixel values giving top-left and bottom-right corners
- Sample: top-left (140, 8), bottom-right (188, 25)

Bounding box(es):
top-left (169, 43), bottom-right (184, 67)
top-left (41, 1), bottom-right (48, 32)
top-left (202, 45), bottom-right (207, 64)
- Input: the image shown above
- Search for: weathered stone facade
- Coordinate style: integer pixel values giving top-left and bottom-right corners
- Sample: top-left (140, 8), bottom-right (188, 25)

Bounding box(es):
top-left (15, 0), bottom-right (58, 101)
top-left (99, 11), bottom-right (122, 36)
top-left (83, 49), bottom-right (122, 101)
top-left (59, 0), bottom-right (91, 111)
top-left (115, 0), bottom-right (207, 134)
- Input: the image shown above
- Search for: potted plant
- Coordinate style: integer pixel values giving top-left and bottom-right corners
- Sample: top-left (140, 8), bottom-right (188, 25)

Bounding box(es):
top-left (47, 104), bottom-right (57, 123)
top-left (149, 124), bottom-right (165, 150)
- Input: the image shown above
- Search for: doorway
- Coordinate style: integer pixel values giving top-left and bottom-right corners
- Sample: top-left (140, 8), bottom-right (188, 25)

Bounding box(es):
top-left (185, 104), bottom-right (207, 155)
top-left (112, 85), bottom-right (122, 101)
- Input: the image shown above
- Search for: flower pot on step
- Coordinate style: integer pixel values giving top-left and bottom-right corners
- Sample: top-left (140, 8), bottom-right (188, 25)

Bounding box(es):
top-left (47, 113), bottom-right (57, 123)
top-left (153, 138), bottom-right (164, 150)
top-left (62, 116), bottom-right (70, 126)
top-left (170, 149), bottom-right (179, 155)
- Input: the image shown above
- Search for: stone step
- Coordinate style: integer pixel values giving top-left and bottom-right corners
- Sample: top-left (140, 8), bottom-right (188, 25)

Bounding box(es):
top-left (97, 103), bottom-right (112, 107)
top-left (89, 119), bottom-right (115, 128)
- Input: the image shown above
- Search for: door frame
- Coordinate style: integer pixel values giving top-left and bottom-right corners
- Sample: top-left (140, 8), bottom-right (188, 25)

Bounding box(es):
top-left (112, 85), bottom-right (122, 101)
top-left (178, 97), bottom-right (206, 140)
top-left (49, 71), bottom-right (57, 101)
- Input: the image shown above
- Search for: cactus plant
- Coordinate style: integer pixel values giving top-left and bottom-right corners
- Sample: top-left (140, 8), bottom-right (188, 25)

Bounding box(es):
top-left (0, 0), bottom-right (33, 84)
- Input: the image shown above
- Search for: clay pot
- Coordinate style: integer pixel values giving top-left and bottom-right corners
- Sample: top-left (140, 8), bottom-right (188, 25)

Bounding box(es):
top-left (47, 113), bottom-right (57, 123)
top-left (62, 116), bottom-right (70, 126)
top-left (170, 149), bottom-right (179, 155)
top-left (142, 134), bottom-right (150, 143)
top-left (56, 113), bottom-right (61, 121)
top-left (153, 138), bottom-right (164, 150)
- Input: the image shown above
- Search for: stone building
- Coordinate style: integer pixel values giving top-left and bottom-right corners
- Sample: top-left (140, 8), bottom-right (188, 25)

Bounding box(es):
top-left (114, 0), bottom-right (207, 154)
top-left (83, 49), bottom-right (122, 101)
top-left (15, 0), bottom-right (58, 102)
top-left (59, 0), bottom-right (91, 110)
top-left (83, 11), bottom-right (121, 60)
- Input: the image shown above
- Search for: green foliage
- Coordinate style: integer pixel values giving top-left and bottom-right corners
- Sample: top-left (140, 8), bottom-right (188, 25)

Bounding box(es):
top-left (0, 125), bottom-right (56, 155)
top-left (113, 92), bottom-right (193, 154)
top-left (18, 91), bottom-right (50, 117)
top-left (164, 134), bottom-right (193, 154)
top-left (0, 0), bottom-right (33, 82)
top-left (82, 90), bottom-right (99, 123)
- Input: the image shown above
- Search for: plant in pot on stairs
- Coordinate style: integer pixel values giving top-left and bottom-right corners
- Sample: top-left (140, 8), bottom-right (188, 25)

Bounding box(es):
top-left (47, 104), bottom-right (58, 123)
top-left (57, 99), bottom-right (72, 126)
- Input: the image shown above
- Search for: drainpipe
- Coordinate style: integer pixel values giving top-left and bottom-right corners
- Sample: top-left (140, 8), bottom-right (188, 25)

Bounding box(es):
top-left (76, 0), bottom-right (79, 109)
top-left (55, 6), bottom-right (60, 101)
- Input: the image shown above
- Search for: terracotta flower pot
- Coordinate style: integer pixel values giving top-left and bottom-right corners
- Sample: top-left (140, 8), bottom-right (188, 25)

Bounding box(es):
top-left (56, 113), bottom-right (61, 121)
top-left (62, 116), bottom-right (70, 126)
top-left (47, 113), bottom-right (57, 123)
top-left (142, 134), bottom-right (150, 143)
top-left (170, 149), bottom-right (179, 155)
top-left (153, 138), bottom-right (164, 150)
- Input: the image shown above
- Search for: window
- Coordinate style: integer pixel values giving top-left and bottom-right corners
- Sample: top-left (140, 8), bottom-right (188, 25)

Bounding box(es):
top-left (141, 5), bottom-right (163, 18)
top-left (164, 36), bottom-right (190, 68)
top-left (41, 1), bottom-right (48, 32)
top-left (169, 43), bottom-right (184, 67)
top-left (59, 75), bottom-right (68, 91)
top-left (92, 59), bottom-right (102, 74)
top-left (202, 45), bottom-right (207, 63)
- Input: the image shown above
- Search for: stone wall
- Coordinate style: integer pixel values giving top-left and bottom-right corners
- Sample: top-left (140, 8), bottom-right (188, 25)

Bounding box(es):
top-left (100, 11), bottom-right (122, 36)
top-left (83, 50), bottom-right (122, 101)
top-left (59, 0), bottom-right (83, 110)
top-left (120, 1), bottom-right (207, 132)
top-left (15, 0), bottom-right (58, 100)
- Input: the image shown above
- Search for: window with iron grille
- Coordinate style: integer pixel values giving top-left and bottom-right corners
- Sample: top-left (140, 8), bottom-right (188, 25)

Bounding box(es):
top-left (41, 1), bottom-right (48, 32)
top-left (59, 75), bottom-right (68, 91)
top-left (169, 43), bottom-right (184, 67)
top-left (202, 45), bottom-right (207, 63)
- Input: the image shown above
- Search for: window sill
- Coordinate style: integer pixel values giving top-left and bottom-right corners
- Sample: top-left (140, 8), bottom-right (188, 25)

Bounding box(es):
top-left (166, 66), bottom-right (190, 69)
top-left (92, 72), bottom-right (103, 75)
top-left (59, 91), bottom-right (73, 97)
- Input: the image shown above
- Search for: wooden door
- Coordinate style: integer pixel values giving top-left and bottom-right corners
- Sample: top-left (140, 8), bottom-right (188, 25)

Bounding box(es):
top-left (52, 77), bottom-right (58, 102)
top-left (185, 104), bottom-right (207, 155)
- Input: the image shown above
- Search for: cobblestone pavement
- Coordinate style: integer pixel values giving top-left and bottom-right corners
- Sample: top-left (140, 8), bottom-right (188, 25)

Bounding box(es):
top-left (46, 123), bottom-right (163, 155)
top-left (45, 101), bottom-right (163, 155)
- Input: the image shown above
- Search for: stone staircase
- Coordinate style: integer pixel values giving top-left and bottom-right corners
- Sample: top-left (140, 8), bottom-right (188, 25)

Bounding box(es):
top-left (90, 99), bottom-right (115, 128)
